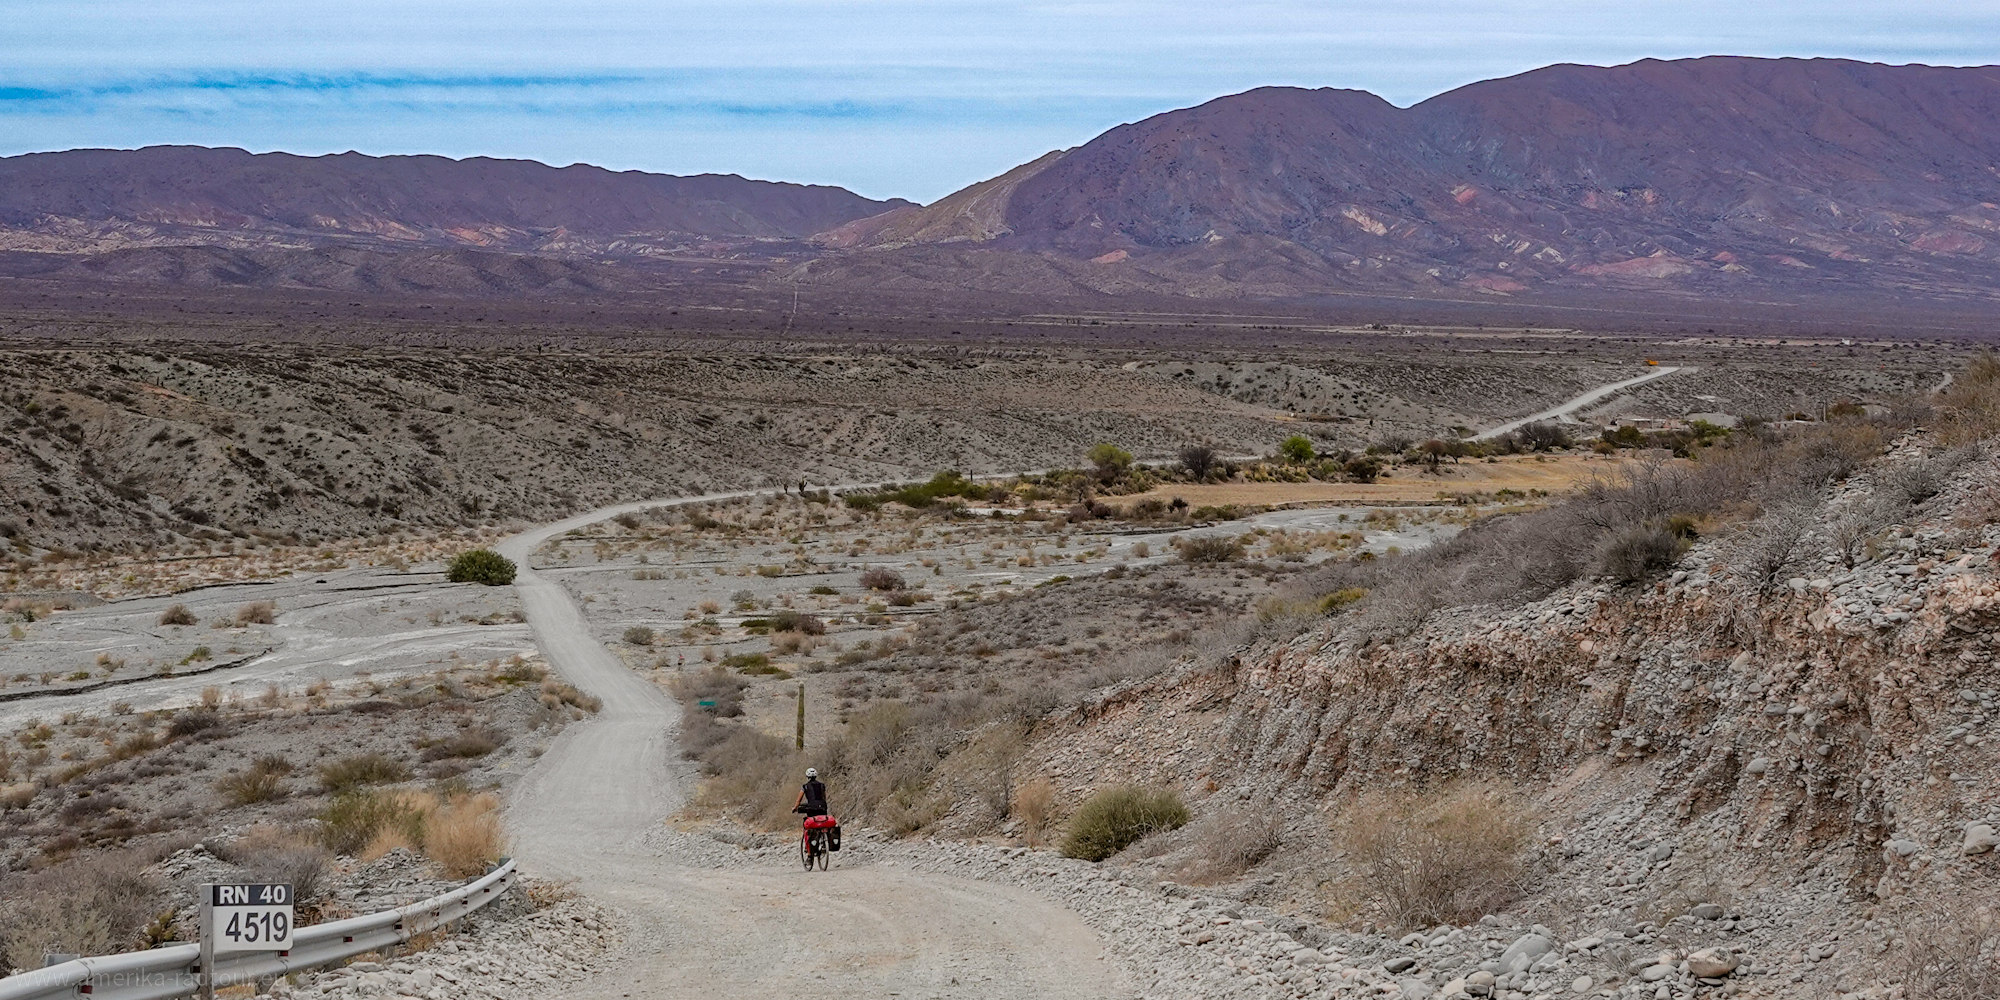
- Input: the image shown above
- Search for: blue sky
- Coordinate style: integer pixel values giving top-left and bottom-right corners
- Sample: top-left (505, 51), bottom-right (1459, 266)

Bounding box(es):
top-left (6, 1), bottom-right (2000, 202)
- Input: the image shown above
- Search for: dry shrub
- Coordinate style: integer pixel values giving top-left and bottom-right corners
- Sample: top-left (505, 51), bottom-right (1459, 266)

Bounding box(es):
top-left (539, 678), bottom-right (601, 713)
top-left (1180, 805), bottom-right (1285, 884)
top-left (1337, 782), bottom-right (1537, 930)
top-left (523, 878), bottom-right (580, 910)
top-left (425, 793), bottom-right (507, 876)
top-left (422, 727), bottom-right (503, 760)
top-left (859, 567), bottom-right (906, 591)
top-left (622, 626), bottom-right (655, 646)
top-left (1723, 496), bottom-right (1814, 593)
top-left (158, 603), bottom-right (197, 626)
top-left (215, 755), bottom-right (292, 805)
top-left (167, 708), bottom-right (221, 739)
top-left (1060, 786), bottom-right (1189, 861)
top-left (0, 783), bottom-right (33, 810)
top-left (219, 825), bottom-right (331, 904)
top-left (234, 600), bottom-right (276, 625)
top-left (1177, 535), bottom-right (1242, 564)
top-left (1593, 524), bottom-right (1683, 583)
top-left (315, 787), bottom-right (503, 874)
top-left (1935, 352), bottom-right (2000, 445)
top-left (1012, 777), bottom-right (1055, 847)
top-left (1889, 890), bottom-right (2000, 999)
top-left (0, 851), bottom-right (168, 971)
top-left (690, 725), bottom-right (802, 829)
top-left (319, 752), bottom-right (412, 793)
top-left (319, 788), bottom-right (429, 855)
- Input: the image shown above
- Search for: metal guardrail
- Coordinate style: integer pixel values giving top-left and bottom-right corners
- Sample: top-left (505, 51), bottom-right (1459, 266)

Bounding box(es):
top-left (0, 858), bottom-right (516, 1000)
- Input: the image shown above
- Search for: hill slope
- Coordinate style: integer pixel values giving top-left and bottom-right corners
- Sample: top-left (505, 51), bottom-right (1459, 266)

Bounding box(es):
top-left (0, 146), bottom-right (911, 256)
top-left (826, 57), bottom-right (2000, 303)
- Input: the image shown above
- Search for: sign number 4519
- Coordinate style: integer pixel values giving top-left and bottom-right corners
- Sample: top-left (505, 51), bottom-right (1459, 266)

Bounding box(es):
top-left (203, 883), bottom-right (295, 955)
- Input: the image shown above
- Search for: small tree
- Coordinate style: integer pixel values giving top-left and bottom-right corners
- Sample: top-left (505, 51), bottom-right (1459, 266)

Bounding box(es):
top-left (1178, 444), bottom-right (1218, 479)
top-left (1088, 443), bottom-right (1134, 482)
top-left (447, 549), bottom-right (517, 586)
top-left (1516, 422), bottom-right (1572, 452)
top-left (1279, 435), bottom-right (1316, 463)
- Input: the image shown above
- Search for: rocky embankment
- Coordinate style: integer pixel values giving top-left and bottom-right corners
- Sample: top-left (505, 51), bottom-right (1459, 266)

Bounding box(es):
top-left (1025, 439), bottom-right (1999, 997)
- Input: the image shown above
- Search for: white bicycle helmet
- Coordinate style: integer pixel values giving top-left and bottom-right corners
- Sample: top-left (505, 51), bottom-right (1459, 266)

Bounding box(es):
top-left (805, 767), bottom-right (818, 778)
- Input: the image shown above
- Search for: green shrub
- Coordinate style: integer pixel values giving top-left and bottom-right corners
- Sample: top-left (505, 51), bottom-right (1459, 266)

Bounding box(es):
top-left (318, 752), bottom-right (412, 793)
top-left (1060, 787), bottom-right (1189, 861)
top-left (446, 549), bottom-right (517, 586)
top-left (1279, 435), bottom-right (1316, 463)
top-left (316, 789), bottom-right (428, 855)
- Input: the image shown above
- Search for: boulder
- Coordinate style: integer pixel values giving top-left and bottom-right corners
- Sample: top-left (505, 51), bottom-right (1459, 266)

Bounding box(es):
top-left (1499, 933), bottom-right (1554, 972)
top-left (1464, 970), bottom-right (1497, 996)
top-left (1638, 964), bottom-right (1676, 983)
top-left (1691, 903), bottom-right (1726, 920)
top-left (1962, 824), bottom-right (1999, 855)
top-left (1400, 978), bottom-right (1436, 1000)
top-left (1385, 956), bottom-right (1418, 973)
top-left (1686, 948), bottom-right (1740, 978)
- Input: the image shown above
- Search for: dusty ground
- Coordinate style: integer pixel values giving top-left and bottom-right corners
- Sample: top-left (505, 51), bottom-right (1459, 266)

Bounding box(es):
top-left (1117, 454), bottom-right (1618, 507)
top-left (0, 329), bottom-right (1946, 567)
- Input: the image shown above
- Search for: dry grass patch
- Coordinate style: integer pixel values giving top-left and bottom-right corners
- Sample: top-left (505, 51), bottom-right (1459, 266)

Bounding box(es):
top-left (318, 752), bottom-right (413, 793)
top-left (1888, 890), bottom-right (2000, 1000)
top-left (1334, 782), bottom-right (1537, 930)
top-left (316, 788), bottom-right (505, 875)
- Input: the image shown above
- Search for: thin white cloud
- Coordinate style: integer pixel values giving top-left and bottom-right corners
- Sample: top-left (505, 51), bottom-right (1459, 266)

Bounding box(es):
top-left (4, 0), bottom-right (1999, 200)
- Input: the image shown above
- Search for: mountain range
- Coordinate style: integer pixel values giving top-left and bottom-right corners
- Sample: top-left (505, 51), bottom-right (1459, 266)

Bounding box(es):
top-left (7, 56), bottom-right (2000, 314)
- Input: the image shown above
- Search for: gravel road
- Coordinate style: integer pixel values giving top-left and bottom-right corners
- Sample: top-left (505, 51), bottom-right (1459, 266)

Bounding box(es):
top-left (1472, 365), bottom-right (1684, 440)
top-left (497, 494), bottom-right (1132, 1000)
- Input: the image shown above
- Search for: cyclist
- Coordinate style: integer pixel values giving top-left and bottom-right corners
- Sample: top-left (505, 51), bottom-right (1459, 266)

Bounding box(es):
top-left (792, 767), bottom-right (829, 818)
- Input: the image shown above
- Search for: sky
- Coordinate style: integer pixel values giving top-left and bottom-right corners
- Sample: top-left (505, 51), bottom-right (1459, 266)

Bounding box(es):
top-left (6, 1), bottom-right (2000, 203)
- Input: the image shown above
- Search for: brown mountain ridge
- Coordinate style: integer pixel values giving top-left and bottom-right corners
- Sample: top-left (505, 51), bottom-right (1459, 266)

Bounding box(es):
top-left (8, 57), bottom-right (2000, 316)
top-left (817, 56), bottom-right (2000, 306)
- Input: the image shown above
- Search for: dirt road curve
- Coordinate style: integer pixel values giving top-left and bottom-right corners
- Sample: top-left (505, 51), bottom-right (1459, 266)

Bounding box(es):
top-left (498, 495), bottom-right (1128, 1000)
top-left (1471, 365), bottom-right (1684, 440)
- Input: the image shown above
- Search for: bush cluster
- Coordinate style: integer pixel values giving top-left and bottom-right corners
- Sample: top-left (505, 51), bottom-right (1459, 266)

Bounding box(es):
top-left (447, 549), bottom-right (517, 586)
top-left (1060, 786), bottom-right (1190, 861)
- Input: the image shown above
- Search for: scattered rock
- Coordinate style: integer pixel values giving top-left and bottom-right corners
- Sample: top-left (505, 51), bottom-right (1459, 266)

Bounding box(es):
top-left (1686, 948), bottom-right (1740, 978)
top-left (1691, 903), bottom-right (1726, 920)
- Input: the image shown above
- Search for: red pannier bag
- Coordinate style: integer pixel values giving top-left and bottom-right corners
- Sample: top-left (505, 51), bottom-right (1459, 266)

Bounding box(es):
top-left (804, 814), bottom-right (838, 829)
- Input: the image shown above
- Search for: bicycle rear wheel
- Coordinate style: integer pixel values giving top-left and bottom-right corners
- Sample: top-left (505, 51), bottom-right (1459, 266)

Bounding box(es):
top-left (815, 831), bottom-right (830, 870)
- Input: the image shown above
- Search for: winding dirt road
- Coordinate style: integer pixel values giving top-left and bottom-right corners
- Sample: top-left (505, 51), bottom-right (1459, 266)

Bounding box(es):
top-left (498, 495), bottom-right (1129, 1000)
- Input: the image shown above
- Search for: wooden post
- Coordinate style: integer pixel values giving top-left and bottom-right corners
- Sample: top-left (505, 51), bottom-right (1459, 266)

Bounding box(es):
top-left (795, 683), bottom-right (805, 750)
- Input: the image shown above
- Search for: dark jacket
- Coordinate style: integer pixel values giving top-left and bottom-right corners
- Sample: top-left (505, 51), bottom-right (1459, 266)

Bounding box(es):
top-left (799, 778), bottom-right (828, 816)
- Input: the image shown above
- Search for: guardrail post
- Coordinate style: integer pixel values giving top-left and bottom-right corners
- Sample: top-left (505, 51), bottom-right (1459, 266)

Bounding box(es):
top-left (198, 884), bottom-right (216, 1000)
